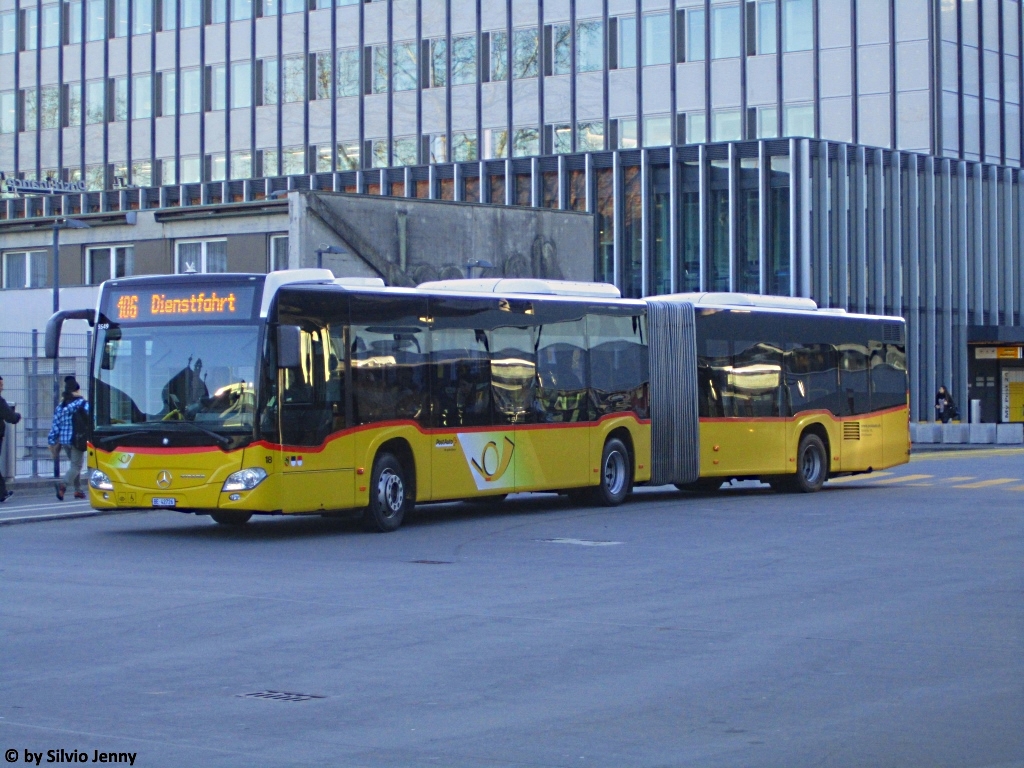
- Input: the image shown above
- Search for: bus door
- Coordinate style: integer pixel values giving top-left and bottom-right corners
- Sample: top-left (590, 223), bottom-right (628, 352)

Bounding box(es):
top-left (838, 343), bottom-right (883, 471)
top-left (278, 325), bottom-right (354, 512)
top-left (490, 324), bottom-right (536, 492)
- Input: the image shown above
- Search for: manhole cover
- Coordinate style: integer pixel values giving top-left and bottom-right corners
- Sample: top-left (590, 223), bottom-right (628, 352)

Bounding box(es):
top-left (238, 690), bottom-right (325, 702)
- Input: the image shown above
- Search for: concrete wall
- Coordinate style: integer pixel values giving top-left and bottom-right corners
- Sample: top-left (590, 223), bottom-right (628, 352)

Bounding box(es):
top-left (290, 192), bottom-right (595, 286)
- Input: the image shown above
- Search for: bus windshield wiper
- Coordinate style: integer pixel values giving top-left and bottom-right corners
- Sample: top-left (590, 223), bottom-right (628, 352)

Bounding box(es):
top-left (94, 422), bottom-right (232, 449)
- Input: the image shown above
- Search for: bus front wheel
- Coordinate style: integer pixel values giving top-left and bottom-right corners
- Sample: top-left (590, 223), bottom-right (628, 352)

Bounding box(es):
top-left (592, 438), bottom-right (631, 506)
top-left (793, 433), bottom-right (828, 493)
top-left (363, 452), bottom-right (411, 532)
top-left (210, 511), bottom-right (252, 526)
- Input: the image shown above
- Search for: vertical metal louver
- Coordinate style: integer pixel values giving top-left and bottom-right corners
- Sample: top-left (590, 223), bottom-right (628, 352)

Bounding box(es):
top-left (646, 299), bottom-right (700, 486)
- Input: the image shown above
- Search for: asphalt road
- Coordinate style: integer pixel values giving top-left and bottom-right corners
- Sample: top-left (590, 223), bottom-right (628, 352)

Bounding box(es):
top-left (2, 449), bottom-right (1022, 767)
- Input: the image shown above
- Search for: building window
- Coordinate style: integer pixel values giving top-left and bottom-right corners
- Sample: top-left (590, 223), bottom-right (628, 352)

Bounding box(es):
top-left (21, 6), bottom-right (38, 50)
top-left (488, 30), bottom-right (508, 81)
top-left (232, 0), bottom-right (253, 21)
top-left (392, 136), bottom-right (418, 166)
top-left (231, 150), bottom-right (252, 179)
top-left (111, 77), bottom-right (128, 121)
top-left (452, 131), bottom-right (478, 161)
top-left (208, 153), bottom-right (226, 180)
top-left (783, 103), bottom-right (814, 136)
top-left (132, 160), bottom-right (152, 186)
top-left (176, 239), bottom-right (227, 274)
top-left (370, 46), bottom-right (388, 93)
top-left (483, 127), bottom-right (508, 159)
top-left (644, 115), bottom-right (671, 147)
top-left (279, 146), bottom-right (304, 175)
top-left (2, 251), bottom-right (48, 289)
top-left (712, 109), bottom-right (742, 141)
top-left (133, 75), bottom-right (152, 119)
top-left (210, 0), bottom-right (227, 23)
top-left (711, 5), bottom-right (740, 59)
top-left (428, 134), bottom-right (447, 163)
top-left (84, 80), bottom-right (105, 124)
top-left (259, 59), bottom-right (278, 104)
top-left (269, 235), bottom-right (288, 271)
top-left (179, 156), bottom-right (201, 183)
top-left (162, 0), bottom-right (177, 29)
top-left (337, 49), bottom-right (360, 97)
top-left (180, 68), bottom-right (202, 113)
top-left (282, 55), bottom-right (305, 102)
top-left (576, 20), bottom-right (603, 72)
top-left (782, 0), bottom-right (812, 52)
top-left (0, 91), bottom-right (14, 134)
top-left (393, 42), bottom-right (418, 92)
top-left (112, 0), bottom-right (128, 36)
top-left (616, 118), bottom-right (638, 149)
top-left (687, 9), bottom-right (706, 62)
top-left (551, 124), bottom-right (572, 153)
top-left (160, 158), bottom-right (176, 185)
top-left (231, 62), bottom-right (251, 109)
top-left (40, 85), bottom-right (61, 130)
top-left (552, 24), bottom-right (571, 75)
top-left (180, 0), bottom-right (202, 27)
top-left (577, 120), bottom-right (604, 150)
top-left (513, 28), bottom-right (539, 78)
top-left (752, 0), bottom-right (776, 55)
top-left (86, 246), bottom-right (134, 285)
top-left (160, 71), bottom-right (177, 116)
top-left (429, 39), bottom-right (447, 87)
top-left (512, 127), bottom-right (540, 157)
top-left (209, 65), bottom-right (227, 111)
top-left (20, 88), bottom-right (38, 131)
top-left (685, 111), bottom-right (706, 143)
top-left (617, 17), bottom-right (637, 68)
top-left (42, 3), bottom-right (61, 47)
top-left (313, 53), bottom-right (332, 99)
top-left (757, 106), bottom-right (778, 138)
top-left (642, 14), bottom-right (670, 66)
top-left (451, 35), bottom-right (477, 85)
top-left (86, 0), bottom-right (105, 41)
top-left (134, 0), bottom-right (154, 34)
top-left (337, 141), bottom-right (359, 170)
top-left (0, 12), bottom-right (16, 54)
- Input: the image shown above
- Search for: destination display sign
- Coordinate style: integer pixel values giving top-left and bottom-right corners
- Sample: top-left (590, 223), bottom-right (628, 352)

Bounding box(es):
top-left (103, 285), bottom-right (257, 323)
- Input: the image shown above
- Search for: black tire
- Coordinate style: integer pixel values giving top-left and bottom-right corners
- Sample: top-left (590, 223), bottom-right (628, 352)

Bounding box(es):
top-left (793, 433), bottom-right (828, 493)
top-left (675, 478), bottom-right (723, 493)
top-left (210, 511), bottom-right (252, 526)
top-left (592, 437), bottom-right (631, 506)
top-left (363, 452), bottom-right (411, 532)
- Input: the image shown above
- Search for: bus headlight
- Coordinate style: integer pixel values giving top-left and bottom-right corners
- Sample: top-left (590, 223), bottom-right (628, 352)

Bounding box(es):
top-left (89, 470), bottom-right (114, 491)
top-left (222, 467), bottom-right (267, 492)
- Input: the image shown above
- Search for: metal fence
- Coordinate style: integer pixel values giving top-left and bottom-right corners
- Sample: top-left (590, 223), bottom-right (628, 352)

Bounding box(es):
top-left (0, 330), bottom-right (91, 480)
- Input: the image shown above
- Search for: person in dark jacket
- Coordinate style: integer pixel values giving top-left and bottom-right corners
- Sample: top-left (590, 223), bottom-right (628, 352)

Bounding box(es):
top-left (48, 378), bottom-right (89, 500)
top-left (935, 385), bottom-right (956, 423)
top-left (0, 375), bottom-right (23, 501)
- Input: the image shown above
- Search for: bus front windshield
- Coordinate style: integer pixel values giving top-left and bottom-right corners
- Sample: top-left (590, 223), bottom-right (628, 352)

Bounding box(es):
top-left (94, 324), bottom-right (260, 432)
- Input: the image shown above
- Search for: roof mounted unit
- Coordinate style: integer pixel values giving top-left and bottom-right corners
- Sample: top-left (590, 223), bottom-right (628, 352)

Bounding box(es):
top-left (417, 277), bottom-right (622, 299)
top-left (661, 292), bottom-right (819, 311)
top-left (260, 268), bottom-right (335, 316)
top-left (333, 277), bottom-right (386, 288)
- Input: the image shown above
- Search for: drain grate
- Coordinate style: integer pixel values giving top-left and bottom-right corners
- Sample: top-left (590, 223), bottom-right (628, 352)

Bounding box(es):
top-left (410, 559), bottom-right (453, 564)
top-left (238, 690), bottom-right (325, 703)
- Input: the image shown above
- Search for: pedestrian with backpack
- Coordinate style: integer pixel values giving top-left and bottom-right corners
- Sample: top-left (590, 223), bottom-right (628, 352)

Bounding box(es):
top-left (47, 378), bottom-right (90, 500)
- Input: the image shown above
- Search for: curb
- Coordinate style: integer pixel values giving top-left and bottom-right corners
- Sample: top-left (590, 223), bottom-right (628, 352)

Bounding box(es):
top-left (0, 507), bottom-right (141, 527)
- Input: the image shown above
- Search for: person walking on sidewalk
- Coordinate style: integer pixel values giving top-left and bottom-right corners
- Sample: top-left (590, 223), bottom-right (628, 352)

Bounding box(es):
top-left (47, 378), bottom-right (90, 500)
top-left (0, 375), bottom-right (22, 502)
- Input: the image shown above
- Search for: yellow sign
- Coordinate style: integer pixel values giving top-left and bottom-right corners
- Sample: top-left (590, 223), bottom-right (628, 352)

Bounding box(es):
top-left (997, 347), bottom-right (1022, 359)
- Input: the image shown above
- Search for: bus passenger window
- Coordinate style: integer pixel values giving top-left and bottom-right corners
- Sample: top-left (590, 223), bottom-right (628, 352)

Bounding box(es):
top-left (535, 320), bottom-right (589, 423)
top-left (588, 313), bottom-right (649, 419)
top-left (729, 341), bottom-right (782, 418)
top-left (697, 338), bottom-right (730, 418)
top-left (429, 327), bottom-right (492, 427)
top-left (351, 325), bottom-right (429, 425)
top-left (839, 344), bottom-right (871, 415)
top-left (869, 341), bottom-right (908, 411)
top-left (784, 343), bottom-right (839, 417)
top-left (280, 327), bottom-right (333, 446)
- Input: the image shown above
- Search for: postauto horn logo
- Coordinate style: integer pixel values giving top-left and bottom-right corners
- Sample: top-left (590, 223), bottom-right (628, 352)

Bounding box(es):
top-left (459, 433), bottom-right (515, 490)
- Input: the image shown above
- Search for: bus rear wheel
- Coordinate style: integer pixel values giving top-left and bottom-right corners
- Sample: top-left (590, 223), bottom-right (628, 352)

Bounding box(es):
top-left (592, 437), bottom-right (631, 506)
top-left (793, 433), bottom-right (828, 493)
top-left (363, 452), bottom-right (411, 532)
top-left (210, 511), bottom-right (252, 526)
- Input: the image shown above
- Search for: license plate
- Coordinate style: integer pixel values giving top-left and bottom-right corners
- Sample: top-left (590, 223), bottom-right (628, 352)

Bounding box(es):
top-left (152, 497), bottom-right (177, 508)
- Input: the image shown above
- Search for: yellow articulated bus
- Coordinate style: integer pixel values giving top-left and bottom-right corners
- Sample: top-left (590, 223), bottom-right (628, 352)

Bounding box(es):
top-left (45, 272), bottom-right (908, 531)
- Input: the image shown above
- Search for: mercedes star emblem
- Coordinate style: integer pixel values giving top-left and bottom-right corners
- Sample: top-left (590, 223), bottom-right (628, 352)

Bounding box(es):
top-left (156, 470), bottom-right (172, 489)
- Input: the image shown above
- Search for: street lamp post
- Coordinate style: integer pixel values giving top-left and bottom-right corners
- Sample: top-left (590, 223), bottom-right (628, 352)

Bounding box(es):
top-left (50, 217), bottom-right (90, 479)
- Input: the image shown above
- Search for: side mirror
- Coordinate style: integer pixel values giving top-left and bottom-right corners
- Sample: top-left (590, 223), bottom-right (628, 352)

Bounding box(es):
top-left (277, 324), bottom-right (302, 369)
